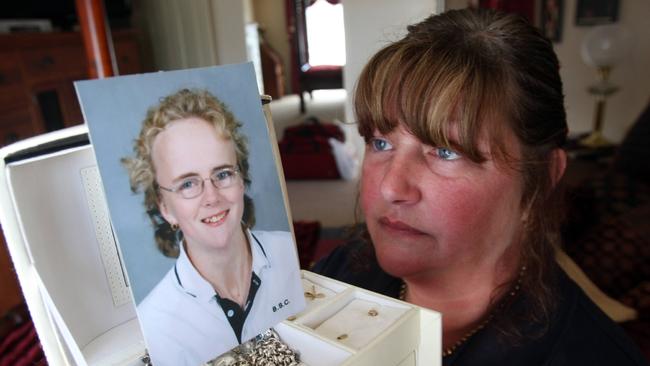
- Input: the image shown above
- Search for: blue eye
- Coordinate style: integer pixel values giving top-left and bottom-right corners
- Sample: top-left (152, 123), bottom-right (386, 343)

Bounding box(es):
top-left (178, 178), bottom-right (200, 191)
top-left (369, 137), bottom-right (392, 152)
top-left (213, 169), bottom-right (235, 181)
top-left (436, 147), bottom-right (461, 161)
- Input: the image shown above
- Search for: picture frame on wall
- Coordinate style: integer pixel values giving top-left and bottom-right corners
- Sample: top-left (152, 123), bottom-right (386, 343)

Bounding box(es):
top-left (541, 0), bottom-right (564, 42)
top-left (575, 0), bottom-right (619, 26)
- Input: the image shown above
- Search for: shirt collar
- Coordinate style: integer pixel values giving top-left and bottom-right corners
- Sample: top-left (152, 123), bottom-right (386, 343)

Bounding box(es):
top-left (174, 228), bottom-right (271, 302)
top-left (248, 229), bottom-right (271, 276)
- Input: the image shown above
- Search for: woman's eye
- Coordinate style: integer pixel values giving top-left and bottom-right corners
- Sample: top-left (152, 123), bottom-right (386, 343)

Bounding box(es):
top-left (436, 147), bottom-right (461, 161)
top-left (369, 137), bottom-right (392, 152)
top-left (179, 178), bottom-right (199, 190)
top-left (213, 169), bottom-right (236, 182)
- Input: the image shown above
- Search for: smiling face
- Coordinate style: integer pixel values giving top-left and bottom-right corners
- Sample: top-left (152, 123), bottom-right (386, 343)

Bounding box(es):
top-left (360, 124), bottom-right (526, 280)
top-left (152, 117), bottom-right (245, 254)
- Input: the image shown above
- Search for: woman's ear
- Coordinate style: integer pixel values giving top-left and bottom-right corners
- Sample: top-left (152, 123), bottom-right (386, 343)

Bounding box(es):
top-left (550, 148), bottom-right (567, 187)
top-left (158, 199), bottom-right (177, 227)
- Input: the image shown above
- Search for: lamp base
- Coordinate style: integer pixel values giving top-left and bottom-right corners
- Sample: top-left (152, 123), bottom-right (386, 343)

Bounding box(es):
top-left (579, 130), bottom-right (612, 148)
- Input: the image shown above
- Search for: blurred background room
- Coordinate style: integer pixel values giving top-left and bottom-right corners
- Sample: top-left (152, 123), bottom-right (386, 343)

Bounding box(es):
top-left (1, 0), bottom-right (649, 364)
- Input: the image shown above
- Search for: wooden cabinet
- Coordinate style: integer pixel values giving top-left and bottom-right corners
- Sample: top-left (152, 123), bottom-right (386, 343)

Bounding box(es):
top-left (0, 30), bottom-right (142, 147)
top-left (0, 29), bottom-right (143, 317)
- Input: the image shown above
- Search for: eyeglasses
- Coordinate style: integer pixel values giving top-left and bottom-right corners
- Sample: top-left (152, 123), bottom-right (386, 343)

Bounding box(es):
top-left (158, 167), bottom-right (241, 199)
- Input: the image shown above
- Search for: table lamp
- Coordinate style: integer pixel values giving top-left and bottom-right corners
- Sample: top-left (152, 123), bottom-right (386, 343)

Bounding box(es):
top-left (580, 24), bottom-right (631, 147)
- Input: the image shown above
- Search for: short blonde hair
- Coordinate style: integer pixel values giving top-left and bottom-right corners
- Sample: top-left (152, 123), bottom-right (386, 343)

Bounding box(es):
top-left (122, 88), bottom-right (254, 257)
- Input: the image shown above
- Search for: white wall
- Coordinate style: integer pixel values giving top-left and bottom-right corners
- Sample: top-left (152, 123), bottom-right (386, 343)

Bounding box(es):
top-left (342, 0), bottom-right (442, 124)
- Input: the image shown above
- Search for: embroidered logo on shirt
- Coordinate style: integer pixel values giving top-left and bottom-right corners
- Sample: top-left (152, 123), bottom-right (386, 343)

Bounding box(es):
top-left (272, 299), bottom-right (290, 312)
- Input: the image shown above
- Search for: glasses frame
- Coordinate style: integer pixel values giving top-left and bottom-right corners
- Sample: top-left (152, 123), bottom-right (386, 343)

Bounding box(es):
top-left (157, 166), bottom-right (241, 199)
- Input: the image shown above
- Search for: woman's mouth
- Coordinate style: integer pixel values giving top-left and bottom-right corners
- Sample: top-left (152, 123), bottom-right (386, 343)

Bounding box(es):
top-left (201, 210), bottom-right (228, 225)
top-left (378, 217), bottom-right (425, 235)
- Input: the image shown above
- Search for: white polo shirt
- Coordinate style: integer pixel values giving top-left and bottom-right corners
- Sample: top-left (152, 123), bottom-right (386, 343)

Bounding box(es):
top-left (137, 230), bottom-right (305, 366)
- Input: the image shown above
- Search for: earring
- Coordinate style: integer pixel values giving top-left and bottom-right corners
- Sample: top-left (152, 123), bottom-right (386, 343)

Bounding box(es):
top-left (171, 223), bottom-right (179, 231)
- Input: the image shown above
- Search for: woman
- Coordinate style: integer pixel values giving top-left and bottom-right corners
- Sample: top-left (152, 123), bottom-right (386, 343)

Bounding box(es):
top-left (315, 9), bottom-right (648, 365)
top-left (123, 89), bottom-right (303, 366)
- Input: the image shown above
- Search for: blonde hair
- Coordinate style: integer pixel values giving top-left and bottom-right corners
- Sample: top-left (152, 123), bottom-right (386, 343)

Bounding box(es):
top-left (355, 9), bottom-right (568, 337)
top-left (122, 88), bottom-right (254, 257)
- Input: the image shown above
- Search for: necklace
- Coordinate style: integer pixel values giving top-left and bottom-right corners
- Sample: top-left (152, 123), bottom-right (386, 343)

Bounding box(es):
top-left (399, 265), bottom-right (526, 357)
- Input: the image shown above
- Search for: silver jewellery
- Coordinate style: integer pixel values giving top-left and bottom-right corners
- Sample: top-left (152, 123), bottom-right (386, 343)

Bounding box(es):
top-left (208, 329), bottom-right (301, 366)
top-left (158, 166), bottom-right (240, 199)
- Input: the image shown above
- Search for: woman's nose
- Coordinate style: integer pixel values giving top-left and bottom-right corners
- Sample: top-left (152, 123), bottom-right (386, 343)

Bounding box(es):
top-left (379, 155), bottom-right (422, 204)
top-left (201, 179), bottom-right (221, 205)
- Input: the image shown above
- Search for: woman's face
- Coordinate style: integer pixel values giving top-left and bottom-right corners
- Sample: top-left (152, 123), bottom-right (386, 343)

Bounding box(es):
top-left (152, 117), bottom-right (245, 253)
top-left (360, 124), bottom-right (525, 279)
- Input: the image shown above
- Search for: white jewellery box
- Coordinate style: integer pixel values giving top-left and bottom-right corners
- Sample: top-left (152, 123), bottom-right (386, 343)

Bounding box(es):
top-left (274, 271), bottom-right (441, 366)
top-left (0, 124), bottom-right (442, 366)
top-left (0, 125), bottom-right (147, 366)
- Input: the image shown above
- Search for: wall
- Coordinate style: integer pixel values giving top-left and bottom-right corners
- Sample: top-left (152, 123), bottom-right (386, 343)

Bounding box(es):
top-left (342, 0), bottom-right (442, 124)
top-left (252, 0), bottom-right (292, 94)
top-left (555, 0), bottom-right (650, 142)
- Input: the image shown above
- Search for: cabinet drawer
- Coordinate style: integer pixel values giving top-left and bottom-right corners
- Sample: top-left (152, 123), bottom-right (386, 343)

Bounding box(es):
top-left (21, 46), bottom-right (87, 83)
top-left (0, 52), bottom-right (29, 109)
top-left (115, 40), bottom-right (141, 75)
top-left (0, 52), bottom-right (23, 87)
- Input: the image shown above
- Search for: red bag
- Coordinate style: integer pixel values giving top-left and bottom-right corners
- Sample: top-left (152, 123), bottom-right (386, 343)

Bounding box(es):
top-left (279, 117), bottom-right (343, 180)
top-left (282, 116), bottom-right (344, 142)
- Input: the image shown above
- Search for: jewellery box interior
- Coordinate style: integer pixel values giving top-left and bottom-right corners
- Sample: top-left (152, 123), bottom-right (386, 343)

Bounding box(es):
top-left (0, 122), bottom-right (442, 366)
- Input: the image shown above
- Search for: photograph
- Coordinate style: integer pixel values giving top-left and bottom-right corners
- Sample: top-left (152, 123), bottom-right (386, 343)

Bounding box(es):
top-left (75, 63), bottom-right (305, 366)
top-left (575, 0), bottom-right (619, 26)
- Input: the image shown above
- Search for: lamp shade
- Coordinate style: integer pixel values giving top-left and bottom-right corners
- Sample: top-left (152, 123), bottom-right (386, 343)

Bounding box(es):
top-left (581, 25), bottom-right (632, 68)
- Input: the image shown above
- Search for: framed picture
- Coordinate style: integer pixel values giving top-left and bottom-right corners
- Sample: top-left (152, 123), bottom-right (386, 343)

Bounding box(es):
top-left (541, 0), bottom-right (564, 42)
top-left (575, 0), bottom-right (619, 26)
top-left (75, 63), bottom-right (306, 366)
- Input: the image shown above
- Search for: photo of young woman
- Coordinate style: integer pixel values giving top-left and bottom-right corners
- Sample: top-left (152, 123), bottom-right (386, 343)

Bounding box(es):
top-left (76, 65), bottom-right (304, 366)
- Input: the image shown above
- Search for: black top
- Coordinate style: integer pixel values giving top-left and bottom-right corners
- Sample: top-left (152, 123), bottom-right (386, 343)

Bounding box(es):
top-left (313, 242), bottom-right (649, 366)
top-left (215, 272), bottom-right (261, 344)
